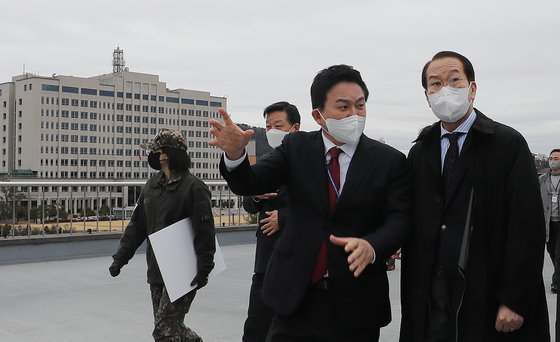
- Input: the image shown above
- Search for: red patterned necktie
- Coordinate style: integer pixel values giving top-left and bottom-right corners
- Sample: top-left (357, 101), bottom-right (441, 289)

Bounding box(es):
top-left (311, 147), bottom-right (341, 283)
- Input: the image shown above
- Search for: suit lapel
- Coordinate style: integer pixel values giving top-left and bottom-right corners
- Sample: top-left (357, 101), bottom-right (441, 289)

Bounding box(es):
top-left (422, 129), bottom-right (444, 196)
top-left (305, 131), bottom-right (331, 216)
top-left (336, 136), bottom-right (375, 213)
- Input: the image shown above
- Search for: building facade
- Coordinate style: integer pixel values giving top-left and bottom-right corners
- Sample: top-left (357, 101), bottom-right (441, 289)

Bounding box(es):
top-left (0, 59), bottom-right (239, 215)
top-left (0, 71), bottom-right (225, 180)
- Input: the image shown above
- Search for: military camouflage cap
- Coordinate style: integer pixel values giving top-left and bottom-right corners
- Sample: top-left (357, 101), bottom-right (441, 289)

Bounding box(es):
top-left (140, 129), bottom-right (188, 151)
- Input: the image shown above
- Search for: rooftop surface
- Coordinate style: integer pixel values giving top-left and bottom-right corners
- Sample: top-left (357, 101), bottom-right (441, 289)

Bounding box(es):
top-left (0, 243), bottom-right (556, 341)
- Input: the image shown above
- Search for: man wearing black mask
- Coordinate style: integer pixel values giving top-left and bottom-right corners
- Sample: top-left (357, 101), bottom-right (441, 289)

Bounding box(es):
top-left (109, 129), bottom-right (216, 342)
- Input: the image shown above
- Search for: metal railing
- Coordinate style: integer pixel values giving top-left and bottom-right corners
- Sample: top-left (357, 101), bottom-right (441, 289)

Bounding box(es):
top-left (0, 180), bottom-right (252, 238)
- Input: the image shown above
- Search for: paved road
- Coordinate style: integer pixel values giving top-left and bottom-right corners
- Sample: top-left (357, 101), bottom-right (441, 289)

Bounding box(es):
top-left (0, 243), bottom-right (556, 341)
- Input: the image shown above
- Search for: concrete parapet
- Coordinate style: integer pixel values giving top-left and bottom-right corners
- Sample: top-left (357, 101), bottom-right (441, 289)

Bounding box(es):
top-left (0, 225), bottom-right (257, 265)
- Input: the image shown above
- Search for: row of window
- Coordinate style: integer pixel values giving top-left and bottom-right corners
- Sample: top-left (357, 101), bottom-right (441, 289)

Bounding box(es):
top-left (41, 158), bottom-right (145, 167)
top-left (41, 131), bottom-right (208, 145)
top-left (47, 171), bottom-right (146, 179)
top-left (36, 171), bottom-right (219, 180)
top-left (39, 158), bottom-right (215, 169)
top-left (18, 185), bottom-right (124, 192)
top-left (41, 84), bottom-right (222, 107)
top-left (44, 109), bottom-right (212, 122)
top-left (16, 184), bottom-right (227, 193)
top-left (40, 146), bottom-right (143, 156)
top-left (36, 147), bottom-right (215, 160)
top-left (0, 159), bottom-right (219, 180)
top-left (40, 120), bottom-right (209, 131)
top-left (43, 108), bottom-right (213, 119)
top-left (43, 100), bottom-right (215, 117)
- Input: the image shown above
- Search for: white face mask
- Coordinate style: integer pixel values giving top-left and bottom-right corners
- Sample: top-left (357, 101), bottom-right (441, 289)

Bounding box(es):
top-left (317, 109), bottom-right (365, 145)
top-left (427, 83), bottom-right (473, 123)
top-left (550, 160), bottom-right (560, 171)
top-left (266, 126), bottom-right (294, 148)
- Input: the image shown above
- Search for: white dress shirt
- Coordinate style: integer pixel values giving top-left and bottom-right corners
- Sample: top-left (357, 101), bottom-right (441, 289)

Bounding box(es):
top-left (321, 132), bottom-right (358, 193)
top-left (440, 110), bottom-right (477, 172)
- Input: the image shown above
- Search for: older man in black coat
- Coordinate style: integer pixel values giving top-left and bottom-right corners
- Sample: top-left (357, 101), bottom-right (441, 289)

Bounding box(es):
top-left (400, 51), bottom-right (549, 341)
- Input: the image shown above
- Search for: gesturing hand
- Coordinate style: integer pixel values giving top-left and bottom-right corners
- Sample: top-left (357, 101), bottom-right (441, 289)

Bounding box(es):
top-left (330, 235), bottom-right (374, 277)
top-left (209, 108), bottom-right (254, 160)
top-left (392, 248), bottom-right (402, 260)
top-left (253, 192), bottom-right (278, 200)
top-left (260, 210), bottom-right (279, 236)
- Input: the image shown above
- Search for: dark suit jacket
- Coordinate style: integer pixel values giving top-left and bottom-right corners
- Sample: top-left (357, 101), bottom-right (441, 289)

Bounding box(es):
top-left (243, 186), bottom-right (288, 274)
top-left (400, 109), bottom-right (549, 342)
top-left (221, 130), bottom-right (411, 329)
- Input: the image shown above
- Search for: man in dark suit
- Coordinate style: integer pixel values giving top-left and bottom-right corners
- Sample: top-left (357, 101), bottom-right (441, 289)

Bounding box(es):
top-left (242, 101), bottom-right (300, 342)
top-left (209, 65), bottom-right (411, 341)
top-left (400, 51), bottom-right (549, 341)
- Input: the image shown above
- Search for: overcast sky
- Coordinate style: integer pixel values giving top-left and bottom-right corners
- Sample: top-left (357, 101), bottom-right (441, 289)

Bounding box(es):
top-left (2, 0), bottom-right (558, 154)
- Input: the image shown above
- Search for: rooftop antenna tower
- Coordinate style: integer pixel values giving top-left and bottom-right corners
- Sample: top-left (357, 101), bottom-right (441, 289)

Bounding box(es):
top-left (112, 46), bottom-right (125, 73)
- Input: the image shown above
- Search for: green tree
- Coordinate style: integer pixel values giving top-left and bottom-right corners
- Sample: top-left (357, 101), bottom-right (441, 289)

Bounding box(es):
top-left (16, 206), bottom-right (27, 220)
top-left (99, 205), bottom-right (111, 216)
top-left (0, 186), bottom-right (25, 221)
top-left (57, 209), bottom-right (69, 221)
top-left (0, 202), bottom-right (9, 221)
top-left (31, 205), bottom-right (48, 223)
top-left (30, 206), bottom-right (41, 223)
top-left (85, 207), bottom-right (96, 217)
top-left (46, 204), bottom-right (58, 220)
top-left (221, 200), bottom-right (235, 208)
top-left (31, 204), bottom-right (66, 222)
top-left (2, 224), bottom-right (11, 238)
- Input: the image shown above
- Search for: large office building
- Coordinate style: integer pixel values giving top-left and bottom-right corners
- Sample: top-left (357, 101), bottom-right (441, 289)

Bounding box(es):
top-left (0, 48), bottom-right (241, 214)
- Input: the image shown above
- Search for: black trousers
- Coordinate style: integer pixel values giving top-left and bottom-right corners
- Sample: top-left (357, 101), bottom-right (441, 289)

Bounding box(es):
top-left (547, 220), bottom-right (560, 286)
top-left (243, 273), bottom-right (275, 342)
top-left (425, 273), bottom-right (453, 342)
top-left (266, 283), bottom-right (380, 342)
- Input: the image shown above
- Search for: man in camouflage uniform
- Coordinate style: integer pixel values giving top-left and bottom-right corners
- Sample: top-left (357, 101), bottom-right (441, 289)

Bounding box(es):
top-left (109, 129), bottom-right (216, 342)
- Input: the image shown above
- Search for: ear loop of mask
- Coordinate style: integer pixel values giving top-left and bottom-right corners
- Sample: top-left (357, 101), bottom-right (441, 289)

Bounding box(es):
top-left (315, 109), bottom-right (329, 134)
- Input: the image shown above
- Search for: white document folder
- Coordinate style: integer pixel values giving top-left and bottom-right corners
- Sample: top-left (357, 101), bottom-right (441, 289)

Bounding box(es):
top-left (149, 218), bottom-right (226, 302)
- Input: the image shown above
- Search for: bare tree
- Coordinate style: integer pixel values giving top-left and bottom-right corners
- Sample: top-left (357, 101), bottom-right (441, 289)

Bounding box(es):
top-left (534, 153), bottom-right (549, 171)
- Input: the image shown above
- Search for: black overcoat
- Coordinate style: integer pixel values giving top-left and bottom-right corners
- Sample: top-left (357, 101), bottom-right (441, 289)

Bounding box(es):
top-left (400, 109), bottom-right (549, 341)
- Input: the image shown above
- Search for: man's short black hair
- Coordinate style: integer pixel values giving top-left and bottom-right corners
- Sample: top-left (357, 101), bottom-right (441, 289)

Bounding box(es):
top-left (162, 146), bottom-right (191, 172)
top-left (310, 64), bottom-right (369, 110)
top-left (550, 149), bottom-right (560, 155)
top-left (263, 101), bottom-right (301, 125)
top-left (421, 51), bottom-right (476, 90)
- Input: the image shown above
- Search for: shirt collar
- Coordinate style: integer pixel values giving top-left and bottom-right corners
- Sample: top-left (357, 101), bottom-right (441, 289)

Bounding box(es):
top-left (321, 131), bottom-right (358, 158)
top-left (440, 109), bottom-right (477, 138)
